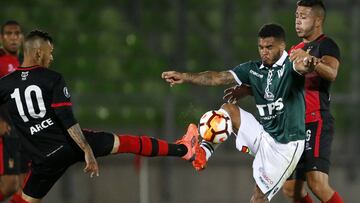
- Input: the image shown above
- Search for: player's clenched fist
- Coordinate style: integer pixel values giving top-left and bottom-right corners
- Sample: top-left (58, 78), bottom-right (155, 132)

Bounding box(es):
top-left (192, 145), bottom-right (207, 171)
top-left (161, 71), bottom-right (186, 87)
top-left (83, 147), bottom-right (99, 178)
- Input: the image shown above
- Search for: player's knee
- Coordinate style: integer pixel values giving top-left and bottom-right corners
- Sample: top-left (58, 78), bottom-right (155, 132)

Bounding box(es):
top-left (307, 177), bottom-right (328, 195)
top-left (221, 103), bottom-right (241, 130)
top-left (282, 180), bottom-right (306, 200)
top-left (282, 183), bottom-right (295, 198)
top-left (250, 186), bottom-right (268, 203)
top-left (221, 103), bottom-right (239, 118)
top-left (0, 176), bottom-right (19, 197)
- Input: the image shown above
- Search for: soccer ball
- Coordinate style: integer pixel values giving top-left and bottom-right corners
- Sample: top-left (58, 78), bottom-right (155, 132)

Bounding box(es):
top-left (198, 110), bottom-right (232, 144)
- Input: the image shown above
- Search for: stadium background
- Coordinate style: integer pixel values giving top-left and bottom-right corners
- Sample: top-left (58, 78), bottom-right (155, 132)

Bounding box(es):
top-left (1, 0), bottom-right (359, 202)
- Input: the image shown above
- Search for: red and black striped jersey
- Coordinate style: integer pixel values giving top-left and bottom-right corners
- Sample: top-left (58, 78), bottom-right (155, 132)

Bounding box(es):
top-left (0, 66), bottom-right (77, 163)
top-left (289, 34), bottom-right (340, 121)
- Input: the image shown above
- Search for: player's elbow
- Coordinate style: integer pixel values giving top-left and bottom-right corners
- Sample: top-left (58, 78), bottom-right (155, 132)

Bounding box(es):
top-left (328, 71), bottom-right (338, 82)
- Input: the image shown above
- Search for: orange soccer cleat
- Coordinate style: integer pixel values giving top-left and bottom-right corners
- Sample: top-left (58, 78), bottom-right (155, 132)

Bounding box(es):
top-left (176, 123), bottom-right (199, 161)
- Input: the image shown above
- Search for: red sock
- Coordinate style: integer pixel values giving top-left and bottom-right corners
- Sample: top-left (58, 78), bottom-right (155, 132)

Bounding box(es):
top-left (295, 193), bottom-right (314, 203)
top-left (9, 194), bottom-right (29, 203)
top-left (0, 192), bottom-right (4, 201)
top-left (324, 192), bottom-right (343, 203)
top-left (117, 135), bottom-right (169, 156)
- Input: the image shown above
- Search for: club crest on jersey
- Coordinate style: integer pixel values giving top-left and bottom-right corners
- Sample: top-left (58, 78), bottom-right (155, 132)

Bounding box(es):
top-left (306, 45), bottom-right (313, 53)
top-left (63, 87), bottom-right (70, 98)
top-left (264, 70), bottom-right (274, 101)
top-left (21, 71), bottom-right (29, 81)
top-left (264, 91), bottom-right (274, 101)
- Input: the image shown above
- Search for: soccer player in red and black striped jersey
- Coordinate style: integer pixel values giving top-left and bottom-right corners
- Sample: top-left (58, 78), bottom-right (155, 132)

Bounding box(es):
top-left (0, 20), bottom-right (28, 202)
top-left (282, 1), bottom-right (343, 203)
top-left (0, 30), bottom-right (199, 203)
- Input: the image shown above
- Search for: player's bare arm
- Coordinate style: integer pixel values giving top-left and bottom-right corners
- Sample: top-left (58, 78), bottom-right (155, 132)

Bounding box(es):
top-left (290, 49), bottom-right (339, 80)
top-left (67, 123), bottom-right (99, 177)
top-left (292, 53), bottom-right (320, 75)
top-left (161, 70), bottom-right (235, 86)
top-left (313, 55), bottom-right (339, 81)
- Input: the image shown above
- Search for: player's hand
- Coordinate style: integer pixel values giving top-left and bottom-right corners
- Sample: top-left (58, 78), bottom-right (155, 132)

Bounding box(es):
top-left (192, 146), bottom-right (207, 171)
top-left (289, 49), bottom-right (310, 62)
top-left (161, 71), bottom-right (186, 87)
top-left (223, 85), bottom-right (252, 104)
top-left (0, 120), bottom-right (11, 136)
top-left (293, 55), bottom-right (320, 74)
top-left (83, 147), bottom-right (99, 178)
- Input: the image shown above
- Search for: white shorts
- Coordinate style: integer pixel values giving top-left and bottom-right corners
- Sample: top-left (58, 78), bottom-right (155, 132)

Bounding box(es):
top-left (235, 108), bottom-right (304, 201)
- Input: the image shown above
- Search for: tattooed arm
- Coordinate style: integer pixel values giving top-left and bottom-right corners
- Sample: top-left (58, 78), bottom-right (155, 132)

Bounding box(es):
top-left (161, 70), bottom-right (235, 86)
top-left (68, 123), bottom-right (99, 177)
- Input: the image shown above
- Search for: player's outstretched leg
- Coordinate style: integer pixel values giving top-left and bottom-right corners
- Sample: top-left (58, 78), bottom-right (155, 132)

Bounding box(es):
top-left (221, 103), bottom-right (241, 131)
top-left (112, 123), bottom-right (199, 161)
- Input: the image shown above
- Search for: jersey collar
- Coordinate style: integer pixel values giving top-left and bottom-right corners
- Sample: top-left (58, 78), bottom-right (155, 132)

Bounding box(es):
top-left (16, 65), bottom-right (42, 71)
top-left (259, 51), bottom-right (288, 69)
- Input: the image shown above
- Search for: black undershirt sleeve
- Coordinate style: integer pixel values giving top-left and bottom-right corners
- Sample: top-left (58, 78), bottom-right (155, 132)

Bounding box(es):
top-left (319, 38), bottom-right (341, 61)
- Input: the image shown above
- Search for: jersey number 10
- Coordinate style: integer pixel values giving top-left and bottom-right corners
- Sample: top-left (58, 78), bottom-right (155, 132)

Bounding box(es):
top-left (11, 85), bottom-right (46, 122)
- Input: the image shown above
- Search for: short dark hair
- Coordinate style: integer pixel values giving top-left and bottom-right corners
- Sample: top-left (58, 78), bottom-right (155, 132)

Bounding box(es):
top-left (25, 30), bottom-right (53, 44)
top-left (1, 20), bottom-right (21, 34)
top-left (297, 0), bottom-right (326, 19)
top-left (258, 23), bottom-right (286, 42)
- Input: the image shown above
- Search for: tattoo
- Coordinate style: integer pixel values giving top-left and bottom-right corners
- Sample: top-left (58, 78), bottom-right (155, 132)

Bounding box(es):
top-left (67, 123), bottom-right (89, 150)
top-left (187, 71), bottom-right (235, 86)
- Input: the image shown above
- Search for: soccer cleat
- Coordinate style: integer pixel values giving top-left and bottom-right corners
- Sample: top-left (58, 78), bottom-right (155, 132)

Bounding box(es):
top-left (176, 123), bottom-right (199, 161)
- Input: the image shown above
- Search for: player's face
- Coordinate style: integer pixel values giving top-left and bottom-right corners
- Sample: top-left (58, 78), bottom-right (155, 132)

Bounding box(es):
top-left (295, 6), bottom-right (317, 39)
top-left (258, 37), bottom-right (285, 67)
top-left (40, 41), bottom-right (54, 68)
top-left (0, 25), bottom-right (23, 55)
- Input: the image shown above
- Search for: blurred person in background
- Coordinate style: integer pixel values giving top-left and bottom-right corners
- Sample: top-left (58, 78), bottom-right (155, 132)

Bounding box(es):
top-left (0, 20), bottom-right (30, 203)
top-left (0, 29), bottom-right (200, 203)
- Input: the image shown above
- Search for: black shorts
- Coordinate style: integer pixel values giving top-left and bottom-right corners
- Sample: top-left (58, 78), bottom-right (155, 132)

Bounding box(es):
top-left (289, 112), bottom-right (334, 180)
top-left (0, 129), bottom-right (31, 176)
top-left (22, 129), bottom-right (114, 199)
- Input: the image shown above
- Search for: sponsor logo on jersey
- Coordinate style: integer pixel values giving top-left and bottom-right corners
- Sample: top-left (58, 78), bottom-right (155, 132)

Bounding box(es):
top-left (256, 98), bottom-right (284, 117)
top-left (21, 71), bottom-right (29, 81)
top-left (63, 87), bottom-right (70, 98)
top-left (30, 118), bottom-right (54, 135)
top-left (250, 70), bottom-right (263, 78)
